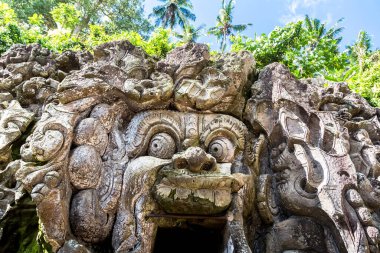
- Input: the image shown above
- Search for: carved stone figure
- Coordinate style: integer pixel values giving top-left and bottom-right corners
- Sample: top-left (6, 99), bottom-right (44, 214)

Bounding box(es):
top-left (1, 41), bottom-right (380, 253)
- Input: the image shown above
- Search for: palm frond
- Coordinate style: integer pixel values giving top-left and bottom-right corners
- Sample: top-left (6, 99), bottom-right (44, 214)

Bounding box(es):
top-left (304, 15), bottom-right (313, 31)
top-left (150, 6), bottom-right (166, 17)
top-left (226, 0), bottom-right (235, 14)
top-left (195, 24), bottom-right (206, 31)
top-left (313, 18), bottom-right (321, 31)
top-left (326, 26), bottom-right (344, 39)
top-left (232, 24), bottom-right (250, 32)
top-left (208, 26), bottom-right (222, 35)
top-left (179, 7), bottom-right (196, 21)
top-left (336, 17), bottom-right (345, 24)
top-left (317, 24), bottom-right (325, 39)
top-left (178, 0), bottom-right (193, 9)
top-left (149, 0), bottom-right (197, 29)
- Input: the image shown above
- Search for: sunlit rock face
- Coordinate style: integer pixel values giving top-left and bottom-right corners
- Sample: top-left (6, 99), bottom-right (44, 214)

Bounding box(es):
top-left (1, 41), bottom-right (380, 253)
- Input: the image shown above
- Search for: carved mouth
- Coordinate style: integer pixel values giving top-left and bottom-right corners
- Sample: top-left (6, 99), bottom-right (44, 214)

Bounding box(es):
top-left (157, 170), bottom-right (239, 190)
top-left (153, 164), bottom-right (242, 215)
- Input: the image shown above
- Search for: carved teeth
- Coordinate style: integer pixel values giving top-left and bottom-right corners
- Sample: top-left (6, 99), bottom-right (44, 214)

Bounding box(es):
top-left (155, 183), bottom-right (232, 202)
top-left (159, 175), bottom-right (234, 189)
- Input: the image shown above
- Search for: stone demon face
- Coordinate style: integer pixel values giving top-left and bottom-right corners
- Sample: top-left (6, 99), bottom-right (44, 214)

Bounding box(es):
top-left (111, 110), bottom-right (255, 252)
top-left (125, 111), bottom-right (250, 215)
top-left (7, 41), bottom-right (380, 253)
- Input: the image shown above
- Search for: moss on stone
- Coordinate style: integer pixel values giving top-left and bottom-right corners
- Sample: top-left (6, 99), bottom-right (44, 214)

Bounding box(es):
top-left (0, 195), bottom-right (52, 253)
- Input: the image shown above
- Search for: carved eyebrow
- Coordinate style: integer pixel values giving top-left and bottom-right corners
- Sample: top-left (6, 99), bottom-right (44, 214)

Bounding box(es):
top-left (200, 115), bottom-right (247, 151)
top-left (124, 110), bottom-right (183, 158)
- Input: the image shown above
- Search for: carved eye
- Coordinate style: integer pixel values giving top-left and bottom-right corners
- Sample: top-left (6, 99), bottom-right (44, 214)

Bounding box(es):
top-left (148, 133), bottom-right (176, 159)
top-left (208, 137), bottom-right (235, 163)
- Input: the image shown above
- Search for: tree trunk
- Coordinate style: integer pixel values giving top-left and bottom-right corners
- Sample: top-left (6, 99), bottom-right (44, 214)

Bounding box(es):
top-left (73, 0), bottom-right (105, 35)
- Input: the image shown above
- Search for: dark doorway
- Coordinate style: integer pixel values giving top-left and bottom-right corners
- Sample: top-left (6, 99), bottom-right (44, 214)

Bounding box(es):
top-left (153, 226), bottom-right (224, 253)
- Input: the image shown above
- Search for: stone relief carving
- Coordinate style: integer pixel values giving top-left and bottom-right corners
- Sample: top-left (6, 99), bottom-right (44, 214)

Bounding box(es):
top-left (1, 41), bottom-right (380, 253)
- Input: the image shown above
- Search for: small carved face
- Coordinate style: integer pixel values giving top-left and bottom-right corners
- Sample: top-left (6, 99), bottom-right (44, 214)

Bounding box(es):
top-left (125, 111), bottom-right (250, 215)
top-left (21, 126), bottom-right (64, 162)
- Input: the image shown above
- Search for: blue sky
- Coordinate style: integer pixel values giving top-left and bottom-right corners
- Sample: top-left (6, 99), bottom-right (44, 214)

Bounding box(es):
top-left (144, 0), bottom-right (380, 51)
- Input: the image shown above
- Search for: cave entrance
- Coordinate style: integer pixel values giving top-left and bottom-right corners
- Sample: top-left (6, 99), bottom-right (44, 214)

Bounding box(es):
top-left (153, 225), bottom-right (224, 253)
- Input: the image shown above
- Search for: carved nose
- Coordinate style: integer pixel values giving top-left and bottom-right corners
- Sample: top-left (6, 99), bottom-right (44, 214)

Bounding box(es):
top-left (173, 147), bottom-right (216, 173)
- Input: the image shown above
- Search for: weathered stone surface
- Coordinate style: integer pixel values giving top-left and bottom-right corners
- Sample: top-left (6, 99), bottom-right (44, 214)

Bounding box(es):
top-left (0, 44), bottom-right (89, 116)
top-left (157, 42), bottom-right (210, 80)
top-left (173, 48), bottom-right (254, 117)
top-left (73, 118), bottom-right (108, 155)
top-left (0, 100), bottom-right (33, 167)
top-left (1, 40), bottom-right (380, 253)
top-left (68, 145), bottom-right (102, 189)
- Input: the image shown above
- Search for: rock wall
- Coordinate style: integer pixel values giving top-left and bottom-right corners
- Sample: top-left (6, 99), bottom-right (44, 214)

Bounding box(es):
top-left (1, 41), bottom-right (380, 253)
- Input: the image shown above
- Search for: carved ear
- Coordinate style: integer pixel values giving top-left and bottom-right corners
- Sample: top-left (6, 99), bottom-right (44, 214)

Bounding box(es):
top-left (279, 107), bottom-right (310, 147)
top-left (245, 134), bottom-right (266, 175)
top-left (257, 174), bottom-right (280, 224)
top-left (293, 144), bottom-right (325, 192)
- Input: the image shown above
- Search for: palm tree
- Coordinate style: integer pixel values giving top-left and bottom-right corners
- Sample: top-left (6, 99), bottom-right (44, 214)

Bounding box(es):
top-left (208, 0), bottom-right (251, 52)
top-left (149, 0), bottom-right (196, 29)
top-left (174, 24), bottom-right (205, 43)
top-left (303, 15), bottom-right (344, 49)
top-left (347, 31), bottom-right (372, 73)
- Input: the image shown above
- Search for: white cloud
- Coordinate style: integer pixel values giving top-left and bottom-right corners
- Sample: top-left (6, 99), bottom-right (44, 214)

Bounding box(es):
top-left (303, 0), bottom-right (326, 6)
top-left (280, 0), bottom-right (329, 24)
top-left (289, 1), bottom-right (299, 14)
top-left (279, 13), bottom-right (304, 24)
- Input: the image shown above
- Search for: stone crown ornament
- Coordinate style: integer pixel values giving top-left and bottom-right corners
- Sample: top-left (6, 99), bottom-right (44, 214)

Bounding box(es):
top-left (1, 41), bottom-right (380, 253)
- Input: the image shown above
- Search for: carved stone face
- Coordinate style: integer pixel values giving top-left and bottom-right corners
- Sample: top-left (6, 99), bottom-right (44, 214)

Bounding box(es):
top-left (7, 42), bottom-right (380, 253)
top-left (125, 111), bottom-right (249, 215)
top-left (21, 127), bottom-right (64, 162)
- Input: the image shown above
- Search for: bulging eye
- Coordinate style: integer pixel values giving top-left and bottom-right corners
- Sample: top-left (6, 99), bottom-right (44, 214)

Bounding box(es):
top-left (208, 137), bottom-right (235, 163)
top-left (148, 133), bottom-right (176, 159)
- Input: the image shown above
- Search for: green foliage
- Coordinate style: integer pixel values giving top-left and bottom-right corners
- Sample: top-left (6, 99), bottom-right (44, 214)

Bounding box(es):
top-left (142, 28), bottom-right (175, 57)
top-left (50, 3), bottom-right (80, 30)
top-left (0, 2), bottom-right (16, 25)
top-left (46, 28), bottom-right (85, 51)
top-left (348, 58), bottom-right (380, 106)
top-left (86, 26), bottom-right (175, 58)
top-left (109, 28), bottom-right (175, 58)
top-left (0, 1), bottom-right (172, 56)
top-left (174, 24), bottom-right (205, 44)
top-left (231, 17), bottom-right (345, 78)
top-left (3, 0), bottom-right (62, 28)
top-left (4, 0), bottom-right (151, 34)
top-left (102, 0), bottom-right (152, 34)
top-left (345, 32), bottom-right (380, 107)
top-left (231, 21), bottom-right (303, 68)
top-left (0, 24), bottom-right (23, 54)
top-left (28, 13), bottom-right (44, 26)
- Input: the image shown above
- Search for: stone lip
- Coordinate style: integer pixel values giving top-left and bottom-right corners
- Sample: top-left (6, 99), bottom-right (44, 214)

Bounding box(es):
top-left (156, 165), bottom-right (243, 190)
